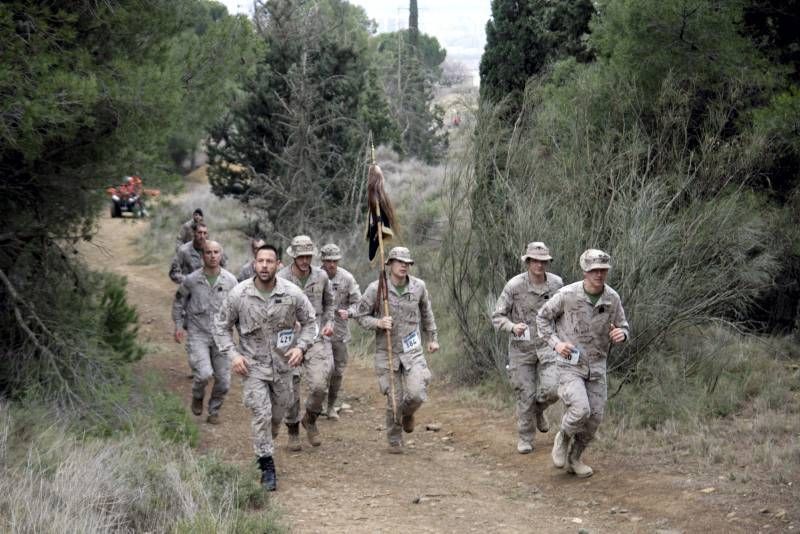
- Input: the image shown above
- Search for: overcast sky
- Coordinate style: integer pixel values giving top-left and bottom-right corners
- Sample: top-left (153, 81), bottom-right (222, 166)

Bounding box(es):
top-left (218, 0), bottom-right (489, 74)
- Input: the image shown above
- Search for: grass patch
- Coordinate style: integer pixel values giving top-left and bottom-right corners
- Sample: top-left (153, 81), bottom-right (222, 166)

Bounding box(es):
top-left (0, 401), bottom-right (284, 533)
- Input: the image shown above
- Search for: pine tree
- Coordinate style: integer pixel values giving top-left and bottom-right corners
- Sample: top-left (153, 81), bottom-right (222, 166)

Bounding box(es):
top-left (479, 0), bottom-right (594, 107)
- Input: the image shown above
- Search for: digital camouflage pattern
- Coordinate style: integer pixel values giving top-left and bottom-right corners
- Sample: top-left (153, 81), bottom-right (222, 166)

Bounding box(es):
top-left (536, 280), bottom-right (629, 445)
top-left (176, 218), bottom-right (194, 249)
top-left (213, 276), bottom-right (317, 457)
top-left (492, 271), bottom-right (564, 445)
top-left (356, 275), bottom-right (437, 445)
top-left (172, 268), bottom-right (238, 415)
top-left (277, 264), bottom-right (335, 422)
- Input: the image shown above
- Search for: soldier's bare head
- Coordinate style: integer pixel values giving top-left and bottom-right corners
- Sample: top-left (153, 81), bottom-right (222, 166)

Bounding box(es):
top-left (192, 208), bottom-right (204, 223)
top-left (203, 240), bottom-right (222, 270)
top-left (192, 223), bottom-right (209, 247)
top-left (255, 245), bottom-right (280, 285)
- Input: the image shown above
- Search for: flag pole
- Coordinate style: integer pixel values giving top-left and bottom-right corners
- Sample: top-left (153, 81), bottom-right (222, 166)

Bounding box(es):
top-left (371, 141), bottom-right (398, 423)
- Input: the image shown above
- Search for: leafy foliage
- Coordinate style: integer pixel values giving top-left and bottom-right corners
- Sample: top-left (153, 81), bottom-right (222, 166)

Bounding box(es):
top-left (209, 0), bottom-right (375, 235)
top-left (0, 0), bottom-right (256, 404)
top-left (479, 0), bottom-right (594, 107)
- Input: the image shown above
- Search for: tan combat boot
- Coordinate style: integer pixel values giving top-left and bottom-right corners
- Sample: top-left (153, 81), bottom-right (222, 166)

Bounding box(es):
top-left (206, 413), bottom-right (220, 425)
top-left (301, 412), bottom-right (322, 447)
top-left (517, 439), bottom-right (533, 454)
top-left (551, 430), bottom-right (569, 468)
top-left (287, 423), bottom-right (302, 451)
top-left (566, 440), bottom-right (593, 478)
top-left (535, 410), bottom-right (550, 433)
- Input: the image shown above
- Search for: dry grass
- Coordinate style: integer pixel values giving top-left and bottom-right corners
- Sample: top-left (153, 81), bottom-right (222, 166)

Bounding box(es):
top-left (0, 402), bottom-right (282, 533)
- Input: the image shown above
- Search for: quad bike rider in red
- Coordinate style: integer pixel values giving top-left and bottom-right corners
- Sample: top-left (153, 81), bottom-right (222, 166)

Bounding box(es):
top-left (107, 175), bottom-right (159, 217)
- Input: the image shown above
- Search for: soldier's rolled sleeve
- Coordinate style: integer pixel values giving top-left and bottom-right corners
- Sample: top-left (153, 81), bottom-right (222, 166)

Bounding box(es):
top-left (491, 287), bottom-right (515, 333)
top-left (419, 283), bottom-right (438, 343)
top-left (355, 285), bottom-right (380, 330)
top-left (536, 292), bottom-right (563, 349)
top-left (171, 283), bottom-right (190, 328)
top-left (213, 296), bottom-right (240, 361)
top-left (294, 293), bottom-right (317, 352)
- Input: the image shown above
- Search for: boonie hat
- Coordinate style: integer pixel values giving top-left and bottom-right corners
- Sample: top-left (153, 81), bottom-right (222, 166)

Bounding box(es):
top-left (520, 241), bottom-right (552, 262)
top-left (286, 235), bottom-right (316, 258)
top-left (320, 243), bottom-right (342, 261)
top-left (385, 246), bottom-right (414, 265)
top-left (579, 249), bottom-right (612, 271)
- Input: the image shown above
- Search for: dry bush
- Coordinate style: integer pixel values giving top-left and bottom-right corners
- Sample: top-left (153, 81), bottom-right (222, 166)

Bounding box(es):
top-left (440, 71), bottom-right (781, 383)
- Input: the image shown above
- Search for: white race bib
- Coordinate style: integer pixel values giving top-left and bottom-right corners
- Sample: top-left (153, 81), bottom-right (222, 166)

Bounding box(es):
top-left (402, 330), bottom-right (422, 353)
top-left (277, 329), bottom-right (294, 350)
top-left (566, 347), bottom-right (581, 365)
top-left (512, 326), bottom-right (530, 341)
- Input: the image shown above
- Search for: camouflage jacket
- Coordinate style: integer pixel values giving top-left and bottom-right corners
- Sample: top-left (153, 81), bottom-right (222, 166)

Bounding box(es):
top-left (213, 277), bottom-right (316, 381)
top-left (277, 265), bottom-right (334, 340)
top-left (172, 268), bottom-right (238, 336)
top-left (492, 272), bottom-right (563, 363)
top-left (237, 259), bottom-right (255, 282)
top-left (176, 219), bottom-right (194, 249)
top-left (535, 281), bottom-right (629, 378)
top-left (328, 267), bottom-right (362, 343)
top-left (169, 241), bottom-right (227, 284)
top-left (356, 275), bottom-right (437, 371)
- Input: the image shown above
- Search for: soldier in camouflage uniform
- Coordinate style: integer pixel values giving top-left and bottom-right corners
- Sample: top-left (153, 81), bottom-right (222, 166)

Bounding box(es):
top-left (356, 247), bottom-right (439, 453)
top-left (213, 244), bottom-right (316, 491)
top-left (277, 235), bottom-right (335, 449)
top-left (169, 222), bottom-right (227, 284)
top-left (319, 243), bottom-right (362, 420)
top-left (176, 208), bottom-right (203, 250)
top-left (238, 238), bottom-right (266, 282)
top-left (492, 242), bottom-right (563, 454)
top-left (172, 240), bottom-right (238, 423)
top-left (536, 249), bottom-right (629, 478)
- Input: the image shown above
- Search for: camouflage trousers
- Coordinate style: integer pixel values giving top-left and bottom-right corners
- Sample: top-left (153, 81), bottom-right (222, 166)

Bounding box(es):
top-left (507, 356), bottom-right (559, 444)
top-left (557, 365), bottom-right (607, 445)
top-left (330, 339), bottom-right (349, 378)
top-left (285, 339), bottom-right (333, 424)
top-left (186, 333), bottom-right (230, 416)
top-left (376, 353), bottom-right (432, 445)
top-left (242, 373), bottom-right (293, 457)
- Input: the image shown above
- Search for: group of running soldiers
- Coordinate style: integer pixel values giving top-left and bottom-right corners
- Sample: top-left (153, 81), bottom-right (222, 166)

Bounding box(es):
top-left (169, 209), bottom-right (628, 491)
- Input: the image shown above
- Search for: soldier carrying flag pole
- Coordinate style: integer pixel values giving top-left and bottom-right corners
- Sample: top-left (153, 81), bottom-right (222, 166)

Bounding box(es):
top-left (365, 141), bottom-right (399, 421)
top-left (357, 139), bottom-right (439, 453)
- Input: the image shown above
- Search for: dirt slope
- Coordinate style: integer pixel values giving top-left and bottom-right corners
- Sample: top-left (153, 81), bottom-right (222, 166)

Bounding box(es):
top-left (78, 205), bottom-right (787, 534)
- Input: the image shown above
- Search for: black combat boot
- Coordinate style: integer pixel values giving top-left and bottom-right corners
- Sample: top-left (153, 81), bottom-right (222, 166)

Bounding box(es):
top-left (257, 456), bottom-right (277, 491)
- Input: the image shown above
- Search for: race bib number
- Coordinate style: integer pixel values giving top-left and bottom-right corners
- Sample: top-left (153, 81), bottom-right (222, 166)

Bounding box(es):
top-left (402, 331), bottom-right (422, 353)
top-left (512, 326), bottom-right (530, 341)
top-left (566, 348), bottom-right (581, 365)
top-left (277, 329), bottom-right (294, 350)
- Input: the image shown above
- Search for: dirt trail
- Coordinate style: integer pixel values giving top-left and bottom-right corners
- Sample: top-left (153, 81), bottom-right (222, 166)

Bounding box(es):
top-left (78, 200), bottom-right (774, 534)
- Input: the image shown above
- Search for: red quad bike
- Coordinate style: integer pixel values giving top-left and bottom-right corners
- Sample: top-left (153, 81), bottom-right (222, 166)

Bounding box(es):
top-left (106, 176), bottom-right (160, 217)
